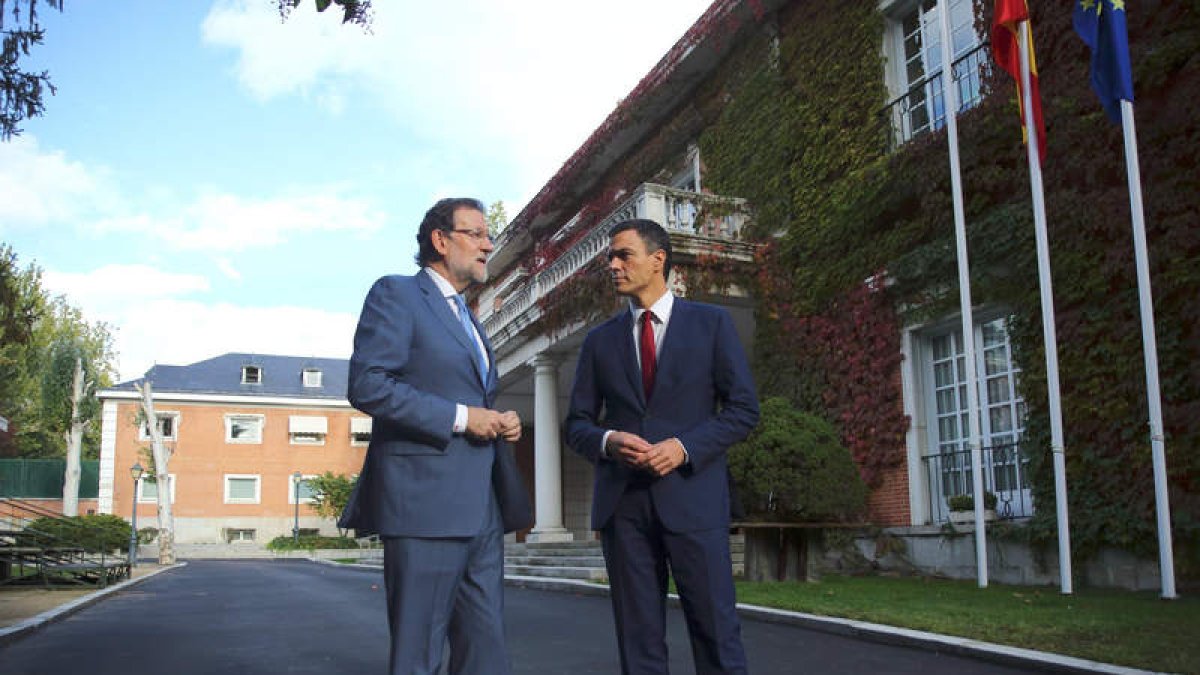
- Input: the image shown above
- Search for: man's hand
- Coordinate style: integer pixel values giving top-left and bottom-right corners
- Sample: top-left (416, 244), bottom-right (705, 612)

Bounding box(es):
top-left (465, 407), bottom-right (506, 441)
top-left (643, 438), bottom-right (686, 477)
top-left (499, 410), bottom-right (522, 442)
top-left (605, 431), bottom-right (652, 469)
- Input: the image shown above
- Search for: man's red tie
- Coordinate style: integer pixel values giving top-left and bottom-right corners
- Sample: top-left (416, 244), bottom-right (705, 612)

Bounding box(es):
top-left (640, 310), bottom-right (656, 400)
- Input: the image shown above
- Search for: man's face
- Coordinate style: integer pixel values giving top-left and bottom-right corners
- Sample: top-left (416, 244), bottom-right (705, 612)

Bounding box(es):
top-left (433, 207), bottom-right (493, 290)
top-left (607, 229), bottom-right (665, 302)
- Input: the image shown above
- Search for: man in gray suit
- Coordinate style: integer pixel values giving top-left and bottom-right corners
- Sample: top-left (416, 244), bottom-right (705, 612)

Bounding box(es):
top-left (339, 197), bottom-right (533, 675)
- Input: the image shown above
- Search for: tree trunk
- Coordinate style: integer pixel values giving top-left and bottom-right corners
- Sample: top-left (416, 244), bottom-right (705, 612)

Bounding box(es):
top-left (61, 357), bottom-right (85, 517)
top-left (135, 381), bottom-right (175, 565)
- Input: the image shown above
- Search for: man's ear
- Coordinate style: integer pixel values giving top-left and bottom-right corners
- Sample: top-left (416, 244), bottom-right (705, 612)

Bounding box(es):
top-left (653, 248), bottom-right (666, 273)
top-left (431, 229), bottom-right (450, 256)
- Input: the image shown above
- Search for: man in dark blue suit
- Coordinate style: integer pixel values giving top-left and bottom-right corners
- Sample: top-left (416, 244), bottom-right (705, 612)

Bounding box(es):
top-left (566, 218), bottom-right (759, 674)
top-left (339, 198), bottom-right (532, 675)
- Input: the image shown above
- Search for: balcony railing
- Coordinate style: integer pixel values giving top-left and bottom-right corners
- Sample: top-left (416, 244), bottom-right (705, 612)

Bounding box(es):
top-left (883, 42), bottom-right (991, 149)
top-left (482, 183), bottom-right (749, 347)
top-left (921, 442), bottom-right (1034, 524)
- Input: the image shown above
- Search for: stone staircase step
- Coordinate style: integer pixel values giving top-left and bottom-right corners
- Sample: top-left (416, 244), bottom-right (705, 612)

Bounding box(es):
top-left (504, 564), bottom-right (608, 581)
top-left (506, 555), bottom-right (606, 567)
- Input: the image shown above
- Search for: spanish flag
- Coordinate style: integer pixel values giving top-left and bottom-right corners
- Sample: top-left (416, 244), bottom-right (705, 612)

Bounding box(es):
top-left (992, 0), bottom-right (1046, 163)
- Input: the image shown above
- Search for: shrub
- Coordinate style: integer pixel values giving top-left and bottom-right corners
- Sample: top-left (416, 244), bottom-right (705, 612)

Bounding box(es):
top-left (266, 535), bottom-right (358, 551)
top-left (947, 492), bottom-right (998, 512)
top-left (26, 514), bottom-right (131, 553)
top-left (728, 397), bottom-right (867, 522)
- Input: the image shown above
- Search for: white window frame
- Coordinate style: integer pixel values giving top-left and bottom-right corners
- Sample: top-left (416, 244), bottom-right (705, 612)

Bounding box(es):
top-left (225, 528), bottom-right (256, 543)
top-left (225, 414), bottom-right (264, 444)
top-left (288, 474), bottom-right (318, 505)
top-left (289, 431), bottom-right (325, 445)
top-left (350, 417), bottom-right (372, 446)
top-left (913, 315), bottom-right (1032, 521)
top-left (288, 416), bottom-right (327, 446)
top-left (241, 365), bottom-right (262, 384)
top-left (302, 368), bottom-right (322, 388)
top-left (224, 474), bottom-right (261, 504)
top-left (137, 473), bottom-right (176, 504)
top-left (881, 0), bottom-right (986, 146)
top-left (669, 144), bottom-right (701, 193)
top-left (139, 411), bottom-right (180, 441)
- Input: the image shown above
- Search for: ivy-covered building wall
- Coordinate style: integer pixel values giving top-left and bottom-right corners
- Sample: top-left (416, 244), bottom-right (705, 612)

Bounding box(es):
top-left (696, 0), bottom-right (1197, 573)
top-left (496, 0), bottom-right (1196, 576)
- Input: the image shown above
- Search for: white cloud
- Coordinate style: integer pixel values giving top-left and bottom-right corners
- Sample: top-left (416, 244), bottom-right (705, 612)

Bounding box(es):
top-left (43, 264), bottom-right (211, 307)
top-left (112, 300), bottom-right (356, 382)
top-left (3, 138), bottom-right (385, 251)
top-left (159, 192), bottom-right (383, 252)
top-left (0, 135), bottom-right (116, 229)
top-left (201, 0), bottom-right (715, 207)
top-left (43, 263), bottom-right (354, 381)
top-left (89, 192), bottom-right (385, 252)
top-left (216, 258), bottom-right (242, 281)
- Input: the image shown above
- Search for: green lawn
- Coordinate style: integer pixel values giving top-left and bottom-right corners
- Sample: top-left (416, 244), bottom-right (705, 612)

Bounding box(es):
top-left (734, 575), bottom-right (1198, 674)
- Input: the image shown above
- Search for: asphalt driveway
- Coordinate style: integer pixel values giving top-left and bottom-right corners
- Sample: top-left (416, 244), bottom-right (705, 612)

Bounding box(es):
top-left (0, 559), bottom-right (1047, 674)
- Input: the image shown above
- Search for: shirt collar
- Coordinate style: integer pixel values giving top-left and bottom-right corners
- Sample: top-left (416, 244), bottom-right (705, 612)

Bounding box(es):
top-left (629, 291), bottom-right (674, 324)
top-left (424, 267), bottom-right (458, 298)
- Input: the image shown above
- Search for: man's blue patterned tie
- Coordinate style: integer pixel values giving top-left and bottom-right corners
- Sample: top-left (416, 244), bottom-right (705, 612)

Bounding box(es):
top-left (453, 294), bottom-right (487, 380)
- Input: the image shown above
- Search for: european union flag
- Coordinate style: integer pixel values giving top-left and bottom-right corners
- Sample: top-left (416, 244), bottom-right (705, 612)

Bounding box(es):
top-left (1073, 0), bottom-right (1135, 123)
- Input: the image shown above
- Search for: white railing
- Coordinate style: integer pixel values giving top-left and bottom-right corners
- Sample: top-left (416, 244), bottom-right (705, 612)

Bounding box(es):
top-left (483, 183), bottom-right (748, 344)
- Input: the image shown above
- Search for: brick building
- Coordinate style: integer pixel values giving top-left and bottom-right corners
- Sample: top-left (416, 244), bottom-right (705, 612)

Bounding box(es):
top-left (96, 354), bottom-right (370, 545)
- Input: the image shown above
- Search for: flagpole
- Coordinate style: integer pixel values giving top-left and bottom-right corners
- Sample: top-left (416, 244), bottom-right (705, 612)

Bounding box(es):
top-left (1119, 100), bottom-right (1177, 599)
top-left (1018, 20), bottom-right (1072, 594)
top-left (938, 2), bottom-right (988, 588)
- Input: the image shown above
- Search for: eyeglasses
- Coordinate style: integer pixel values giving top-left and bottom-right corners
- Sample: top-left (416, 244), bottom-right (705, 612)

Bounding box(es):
top-left (445, 228), bottom-right (494, 244)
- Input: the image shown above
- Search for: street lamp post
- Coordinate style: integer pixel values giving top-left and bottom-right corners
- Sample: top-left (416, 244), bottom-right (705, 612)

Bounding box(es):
top-left (292, 471), bottom-right (302, 544)
top-left (129, 462), bottom-right (144, 567)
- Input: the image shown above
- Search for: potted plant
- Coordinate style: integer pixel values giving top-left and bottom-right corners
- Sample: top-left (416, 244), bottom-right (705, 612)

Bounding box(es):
top-left (946, 491), bottom-right (997, 524)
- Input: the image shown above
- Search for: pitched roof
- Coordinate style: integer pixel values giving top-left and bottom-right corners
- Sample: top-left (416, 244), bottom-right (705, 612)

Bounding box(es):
top-left (107, 353), bottom-right (349, 399)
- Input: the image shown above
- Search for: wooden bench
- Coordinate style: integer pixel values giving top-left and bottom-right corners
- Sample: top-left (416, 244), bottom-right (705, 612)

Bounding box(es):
top-left (41, 559), bottom-right (130, 588)
top-left (1, 546), bottom-right (130, 588)
top-left (734, 522), bottom-right (866, 582)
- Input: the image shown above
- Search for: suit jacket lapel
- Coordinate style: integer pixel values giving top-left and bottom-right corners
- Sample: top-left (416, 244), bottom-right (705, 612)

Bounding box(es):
top-left (655, 299), bottom-right (687, 385)
top-left (417, 272), bottom-right (485, 384)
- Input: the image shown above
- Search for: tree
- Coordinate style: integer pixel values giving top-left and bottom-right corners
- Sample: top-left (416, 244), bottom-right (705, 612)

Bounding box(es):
top-left (5, 292), bottom-right (115, 459)
top-left (728, 397), bottom-right (867, 522)
top-left (42, 339), bottom-right (99, 515)
top-left (276, 0), bottom-right (372, 27)
top-left (0, 244), bottom-right (40, 347)
top-left (134, 380), bottom-right (175, 565)
top-left (486, 201), bottom-right (508, 238)
top-left (0, 245), bottom-right (47, 457)
top-left (0, 0), bottom-right (63, 140)
top-left (304, 471), bottom-right (357, 537)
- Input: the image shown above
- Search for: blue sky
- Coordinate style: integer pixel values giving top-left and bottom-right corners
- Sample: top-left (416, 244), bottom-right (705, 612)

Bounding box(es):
top-left (0, 0), bottom-right (713, 381)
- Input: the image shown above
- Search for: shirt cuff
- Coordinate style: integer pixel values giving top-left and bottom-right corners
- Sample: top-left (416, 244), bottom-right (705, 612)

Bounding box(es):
top-left (453, 404), bottom-right (468, 434)
top-left (600, 430), bottom-right (614, 460)
top-left (676, 438), bottom-right (690, 464)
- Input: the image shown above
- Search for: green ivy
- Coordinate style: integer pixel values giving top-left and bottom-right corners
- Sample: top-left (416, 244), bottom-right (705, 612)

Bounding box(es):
top-left (700, 0), bottom-right (1199, 575)
top-left (515, 0), bottom-right (1198, 575)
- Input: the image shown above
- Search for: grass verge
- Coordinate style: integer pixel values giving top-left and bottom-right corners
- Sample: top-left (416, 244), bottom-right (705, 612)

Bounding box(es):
top-left (734, 575), bottom-right (1197, 673)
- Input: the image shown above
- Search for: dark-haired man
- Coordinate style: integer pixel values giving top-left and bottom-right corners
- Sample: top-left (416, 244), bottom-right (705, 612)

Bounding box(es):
top-left (340, 197), bottom-right (532, 675)
top-left (566, 218), bottom-right (759, 674)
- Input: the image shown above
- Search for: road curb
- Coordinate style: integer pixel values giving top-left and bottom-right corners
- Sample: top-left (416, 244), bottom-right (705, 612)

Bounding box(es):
top-left (0, 562), bottom-right (186, 647)
top-left (501, 574), bottom-right (1160, 675)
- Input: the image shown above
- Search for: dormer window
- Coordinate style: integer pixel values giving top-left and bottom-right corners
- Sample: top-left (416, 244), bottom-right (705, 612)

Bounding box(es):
top-left (241, 365), bottom-right (262, 384)
top-left (302, 368), bottom-right (322, 388)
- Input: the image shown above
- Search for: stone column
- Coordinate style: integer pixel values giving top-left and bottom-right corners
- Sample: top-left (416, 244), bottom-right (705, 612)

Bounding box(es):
top-left (526, 354), bottom-right (572, 543)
